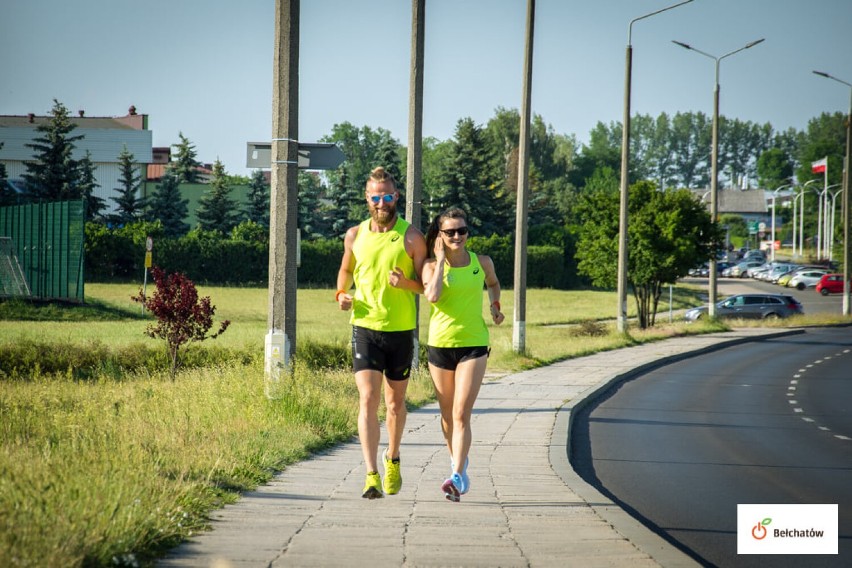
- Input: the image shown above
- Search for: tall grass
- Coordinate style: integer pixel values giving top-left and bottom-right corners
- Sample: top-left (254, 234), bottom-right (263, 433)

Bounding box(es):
top-left (0, 358), bottom-right (434, 567)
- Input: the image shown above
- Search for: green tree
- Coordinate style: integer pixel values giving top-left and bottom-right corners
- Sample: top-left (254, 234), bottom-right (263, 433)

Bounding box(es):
top-left (0, 142), bottom-right (15, 206)
top-left (244, 169), bottom-right (270, 227)
top-left (437, 117), bottom-right (506, 235)
top-left (76, 150), bottom-right (105, 221)
top-left (795, 111), bottom-right (847, 186)
top-left (196, 159), bottom-right (239, 233)
top-left (420, 137), bottom-right (455, 224)
top-left (568, 121), bottom-right (621, 190)
top-left (22, 99), bottom-right (84, 201)
top-left (375, 136), bottom-right (404, 191)
top-left (669, 111), bottom-right (711, 189)
top-left (576, 175), bottom-right (721, 329)
top-left (147, 170), bottom-right (190, 237)
top-left (298, 171), bottom-right (330, 239)
top-left (171, 132), bottom-right (200, 183)
top-left (321, 122), bottom-right (399, 230)
top-left (756, 147), bottom-right (794, 190)
top-left (110, 145), bottom-right (145, 225)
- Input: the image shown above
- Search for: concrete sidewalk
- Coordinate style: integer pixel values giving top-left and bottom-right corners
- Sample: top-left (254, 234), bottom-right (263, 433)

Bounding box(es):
top-left (160, 328), bottom-right (797, 568)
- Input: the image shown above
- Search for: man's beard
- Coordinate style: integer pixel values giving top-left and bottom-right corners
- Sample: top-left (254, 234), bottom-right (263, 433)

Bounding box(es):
top-left (370, 203), bottom-right (397, 227)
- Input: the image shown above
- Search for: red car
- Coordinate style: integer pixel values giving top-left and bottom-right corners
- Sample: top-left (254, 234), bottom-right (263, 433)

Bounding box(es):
top-left (815, 273), bottom-right (848, 296)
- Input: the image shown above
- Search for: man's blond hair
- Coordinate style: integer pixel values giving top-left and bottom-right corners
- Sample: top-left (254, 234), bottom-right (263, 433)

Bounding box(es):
top-left (367, 166), bottom-right (397, 190)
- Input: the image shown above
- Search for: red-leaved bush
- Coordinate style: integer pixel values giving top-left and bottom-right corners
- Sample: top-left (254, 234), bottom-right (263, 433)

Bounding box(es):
top-left (132, 267), bottom-right (230, 379)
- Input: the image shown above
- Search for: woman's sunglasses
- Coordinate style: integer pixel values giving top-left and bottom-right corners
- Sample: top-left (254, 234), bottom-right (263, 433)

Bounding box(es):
top-left (369, 194), bottom-right (395, 204)
top-left (440, 227), bottom-right (469, 237)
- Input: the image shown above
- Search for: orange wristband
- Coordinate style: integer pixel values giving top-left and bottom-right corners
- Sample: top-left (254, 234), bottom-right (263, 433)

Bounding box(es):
top-left (491, 301), bottom-right (501, 311)
top-left (335, 289), bottom-right (347, 302)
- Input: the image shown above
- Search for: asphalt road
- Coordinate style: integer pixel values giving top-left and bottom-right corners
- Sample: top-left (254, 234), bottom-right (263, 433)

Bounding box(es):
top-left (572, 326), bottom-right (852, 567)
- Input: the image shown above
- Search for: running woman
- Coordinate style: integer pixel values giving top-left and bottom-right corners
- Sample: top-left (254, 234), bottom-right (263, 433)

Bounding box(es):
top-left (422, 208), bottom-right (504, 502)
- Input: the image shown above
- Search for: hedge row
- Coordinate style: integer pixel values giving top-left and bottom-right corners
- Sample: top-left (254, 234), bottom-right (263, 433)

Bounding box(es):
top-left (84, 223), bottom-right (582, 289)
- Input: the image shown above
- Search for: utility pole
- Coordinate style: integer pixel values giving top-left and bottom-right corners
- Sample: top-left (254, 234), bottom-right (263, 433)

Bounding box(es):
top-left (407, 0), bottom-right (425, 365)
top-left (513, 0), bottom-right (534, 354)
top-left (266, 0), bottom-right (300, 395)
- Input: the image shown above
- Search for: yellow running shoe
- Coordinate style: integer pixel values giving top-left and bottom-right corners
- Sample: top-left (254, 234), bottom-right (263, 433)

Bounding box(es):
top-left (362, 471), bottom-right (383, 499)
top-left (382, 449), bottom-right (402, 495)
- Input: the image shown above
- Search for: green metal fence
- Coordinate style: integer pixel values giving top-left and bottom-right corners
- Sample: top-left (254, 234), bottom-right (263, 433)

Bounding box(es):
top-left (0, 200), bottom-right (86, 302)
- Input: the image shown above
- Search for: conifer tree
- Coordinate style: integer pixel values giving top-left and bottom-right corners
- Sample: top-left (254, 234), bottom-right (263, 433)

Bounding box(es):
top-left (110, 145), bottom-right (145, 225)
top-left (147, 169), bottom-right (189, 237)
top-left (0, 142), bottom-right (14, 206)
top-left (244, 169), bottom-right (270, 227)
top-left (196, 159), bottom-right (239, 233)
top-left (77, 150), bottom-right (105, 221)
top-left (171, 132), bottom-right (200, 183)
top-left (438, 118), bottom-right (505, 235)
top-left (297, 171), bottom-right (331, 239)
top-left (22, 99), bottom-right (84, 201)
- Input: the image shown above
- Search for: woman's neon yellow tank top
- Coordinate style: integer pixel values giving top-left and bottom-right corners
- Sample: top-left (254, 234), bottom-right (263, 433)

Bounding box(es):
top-left (427, 251), bottom-right (489, 348)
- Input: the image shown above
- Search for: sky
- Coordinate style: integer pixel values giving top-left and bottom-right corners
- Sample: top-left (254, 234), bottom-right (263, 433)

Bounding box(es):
top-left (2, 0), bottom-right (851, 178)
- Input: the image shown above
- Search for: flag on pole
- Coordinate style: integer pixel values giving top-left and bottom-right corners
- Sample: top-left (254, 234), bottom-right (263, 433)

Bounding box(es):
top-left (811, 157), bottom-right (827, 174)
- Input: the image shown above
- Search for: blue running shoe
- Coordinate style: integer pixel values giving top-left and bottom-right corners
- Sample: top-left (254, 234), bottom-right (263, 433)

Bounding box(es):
top-left (441, 472), bottom-right (463, 502)
top-left (451, 457), bottom-right (470, 495)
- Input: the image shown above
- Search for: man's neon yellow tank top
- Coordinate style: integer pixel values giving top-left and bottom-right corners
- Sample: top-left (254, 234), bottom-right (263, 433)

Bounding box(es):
top-left (427, 251), bottom-right (489, 348)
top-left (350, 216), bottom-right (416, 332)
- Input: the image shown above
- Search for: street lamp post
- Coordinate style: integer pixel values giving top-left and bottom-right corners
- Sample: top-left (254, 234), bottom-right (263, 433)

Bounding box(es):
top-left (672, 37), bottom-right (765, 317)
top-left (813, 70), bottom-right (852, 316)
top-left (796, 179), bottom-right (820, 257)
top-left (770, 183), bottom-right (793, 263)
top-left (616, 0), bottom-right (693, 333)
top-left (830, 187), bottom-right (844, 261)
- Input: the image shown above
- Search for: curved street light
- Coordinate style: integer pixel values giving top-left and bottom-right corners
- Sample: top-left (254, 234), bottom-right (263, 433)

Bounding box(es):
top-left (813, 70), bottom-right (852, 315)
top-left (616, 0), bottom-right (694, 333)
top-left (672, 37), bottom-right (765, 316)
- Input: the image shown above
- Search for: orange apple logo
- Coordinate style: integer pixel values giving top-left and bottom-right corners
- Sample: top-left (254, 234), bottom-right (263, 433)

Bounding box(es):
top-left (752, 518), bottom-right (772, 540)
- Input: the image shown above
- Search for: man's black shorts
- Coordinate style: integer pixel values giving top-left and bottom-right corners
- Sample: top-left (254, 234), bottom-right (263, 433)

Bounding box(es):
top-left (351, 326), bottom-right (414, 380)
top-left (427, 345), bottom-right (489, 371)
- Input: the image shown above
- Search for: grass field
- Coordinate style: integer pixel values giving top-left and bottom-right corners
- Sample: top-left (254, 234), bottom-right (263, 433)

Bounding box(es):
top-left (0, 281), bottom-right (824, 567)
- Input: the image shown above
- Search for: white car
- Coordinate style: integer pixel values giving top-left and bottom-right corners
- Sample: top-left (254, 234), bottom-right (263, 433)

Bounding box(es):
top-left (787, 269), bottom-right (829, 291)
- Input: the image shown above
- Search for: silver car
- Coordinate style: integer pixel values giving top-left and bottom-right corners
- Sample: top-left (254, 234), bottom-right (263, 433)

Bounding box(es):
top-left (684, 293), bottom-right (804, 321)
top-left (787, 269), bottom-right (828, 291)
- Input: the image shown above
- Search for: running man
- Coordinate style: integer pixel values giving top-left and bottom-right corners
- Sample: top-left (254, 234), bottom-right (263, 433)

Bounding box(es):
top-left (335, 166), bottom-right (427, 499)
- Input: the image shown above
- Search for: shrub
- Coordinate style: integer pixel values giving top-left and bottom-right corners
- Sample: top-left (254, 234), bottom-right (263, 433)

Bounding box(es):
top-left (131, 267), bottom-right (230, 379)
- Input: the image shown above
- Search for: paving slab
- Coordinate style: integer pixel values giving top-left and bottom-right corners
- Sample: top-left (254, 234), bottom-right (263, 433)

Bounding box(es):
top-left (160, 328), bottom-right (798, 567)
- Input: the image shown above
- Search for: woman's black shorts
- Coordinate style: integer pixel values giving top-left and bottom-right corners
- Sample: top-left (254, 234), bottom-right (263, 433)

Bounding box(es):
top-left (351, 326), bottom-right (414, 380)
top-left (427, 345), bottom-right (489, 371)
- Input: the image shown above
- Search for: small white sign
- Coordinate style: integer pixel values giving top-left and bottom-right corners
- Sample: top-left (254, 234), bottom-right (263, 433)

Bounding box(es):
top-left (737, 504), bottom-right (837, 555)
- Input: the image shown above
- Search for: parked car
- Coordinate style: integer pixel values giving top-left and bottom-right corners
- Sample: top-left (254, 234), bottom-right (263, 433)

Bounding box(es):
top-left (729, 260), bottom-right (765, 278)
top-left (715, 261), bottom-right (734, 275)
top-left (815, 273), bottom-right (848, 295)
top-left (743, 249), bottom-right (767, 262)
top-left (684, 293), bottom-right (804, 322)
top-left (787, 269), bottom-right (829, 290)
top-left (771, 265), bottom-right (803, 284)
top-left (758, 263), bottom-right (795, 282)
top-left (749, 265), bottom-right (773, 281)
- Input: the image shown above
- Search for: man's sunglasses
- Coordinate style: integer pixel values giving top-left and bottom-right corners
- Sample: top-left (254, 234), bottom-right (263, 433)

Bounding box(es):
top-left (440, 227), bottom-right (469, 237)
top-left (369, 194), bottom-right (395, 204)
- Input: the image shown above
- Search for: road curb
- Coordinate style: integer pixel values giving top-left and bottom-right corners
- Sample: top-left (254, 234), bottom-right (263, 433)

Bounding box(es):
top-left (549, 328), bottom-right (805, 567)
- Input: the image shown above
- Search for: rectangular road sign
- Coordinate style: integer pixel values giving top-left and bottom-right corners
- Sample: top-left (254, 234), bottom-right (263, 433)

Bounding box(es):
top-left (246, 142), bottom-right (345, 170)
